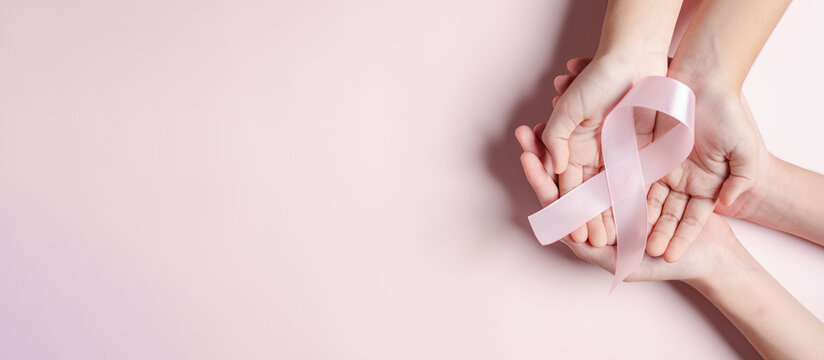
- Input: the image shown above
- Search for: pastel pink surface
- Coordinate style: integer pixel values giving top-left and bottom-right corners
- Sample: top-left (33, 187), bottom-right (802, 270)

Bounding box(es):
top-left (0, 1), bottom-right (822, 359)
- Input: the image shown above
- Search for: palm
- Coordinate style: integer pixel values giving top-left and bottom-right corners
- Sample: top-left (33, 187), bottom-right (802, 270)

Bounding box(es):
top-left (645, 91), bottom-right (759, 261)
top-left (548, 56), bottom-right (666, 246)
top-left (670, 93), bottom-right (754, 195)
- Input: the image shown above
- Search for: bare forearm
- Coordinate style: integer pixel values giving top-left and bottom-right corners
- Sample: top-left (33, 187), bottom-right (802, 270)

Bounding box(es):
top-left (669, 0), bottom-right (791, 90)
top-left (687, 251), bottom-right (824, 359)
top-left (730, 155), bottom-right (824, 245)
top-left (597, 0), bottom-right (683, 60)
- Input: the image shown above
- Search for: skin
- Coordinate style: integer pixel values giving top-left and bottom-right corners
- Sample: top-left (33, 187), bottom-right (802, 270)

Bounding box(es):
top-left (542, 0), bottom-right (682, 248)
top-left (515, 123), bottom-right (824, 359)
top-left (716, 153), bottom-right (824, 245)
top-left (650, 0), bottom-right (793, 261)
top-left (553, 57), bottom-right (760, 263)
top-left (543, 0), bottom-right (792, 262)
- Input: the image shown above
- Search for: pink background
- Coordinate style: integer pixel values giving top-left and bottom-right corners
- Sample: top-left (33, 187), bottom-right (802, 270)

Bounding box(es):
top-left (1, 0), bottom-right (822, 358)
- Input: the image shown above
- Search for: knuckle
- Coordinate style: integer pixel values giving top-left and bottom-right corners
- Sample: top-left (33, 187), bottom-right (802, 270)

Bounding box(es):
top-left (668, 191), bottom-right (689, 201)
top-left (649, 228), bottom-right (672, 241)
top-left (659, 212), bottom-right (680, 224)
top-left (647, 196), bottom-right (664, 209)
top-left (680, 215), bottom-right (702, 229)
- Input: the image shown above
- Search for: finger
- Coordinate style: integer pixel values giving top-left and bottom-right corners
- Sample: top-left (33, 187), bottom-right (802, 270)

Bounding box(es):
top-left (542, 129), bottom-right (570, 174)
top-left (543, 89), bottom-right (585, 174)
top-left (532, 124), bottom-right (556, 181)
top-left (566, 57), bottom-right (592, 75)
top-left (645, 181), bottom-right (670, 256)
top-left (517, 125), bottom-right (556, 184)
top-left (515, 125), bottom-right (542, 156)
top-left (532, 123), bottom-right (547, 157)
top-left (533, 123), bottom-right (546, 136)
top-left (559, 165), bottom-right (587, 242)
top-left (719, 140), bottom-right (759, 206)
top-left (520, 152), bottom-right (559, 206)
top-left (586, 216), bottom-right (608, 247)
top-left (603, 208), bottom-right (616, 245)
top-left (664, 197), bottom-right (715, 263)
top-left (554, 74), bottom-right (575, 94)
top-left (552, 96), bottom-right (559, 108)
top-left (647, 191), bottom-right (688, 257)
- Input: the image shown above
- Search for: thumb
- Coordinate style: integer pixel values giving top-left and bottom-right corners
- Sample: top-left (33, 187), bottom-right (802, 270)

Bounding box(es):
top-left (542, 98), bottom-right (582, 175)
top-left (719, 140), bottom-right (759, 206)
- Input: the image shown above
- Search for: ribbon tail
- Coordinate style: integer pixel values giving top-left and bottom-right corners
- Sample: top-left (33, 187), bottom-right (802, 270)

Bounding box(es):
top-left (609, 193), bottom-right (648, 292)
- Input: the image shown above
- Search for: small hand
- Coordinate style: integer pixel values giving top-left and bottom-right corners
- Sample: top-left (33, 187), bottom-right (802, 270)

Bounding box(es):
top-left (543, 54), bottom-right (667, 247)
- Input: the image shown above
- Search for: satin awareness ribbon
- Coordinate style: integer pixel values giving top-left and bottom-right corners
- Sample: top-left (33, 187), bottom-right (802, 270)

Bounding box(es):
top-left (528, 76), bottom-right (696, 289)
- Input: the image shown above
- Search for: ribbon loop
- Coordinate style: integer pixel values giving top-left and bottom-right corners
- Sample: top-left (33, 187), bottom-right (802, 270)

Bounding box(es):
top-left (528, 76), bottom-right (695, 288)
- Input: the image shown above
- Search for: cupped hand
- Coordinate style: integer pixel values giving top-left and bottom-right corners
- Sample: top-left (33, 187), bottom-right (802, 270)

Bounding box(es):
top-left (542, 53), bottom-right (668, 247)
top-left (550, 58), bottom-right (762, 263)
top-left (516, 124), bottom-right (744, 283)
top-left (644, 87), bottom-right (761, 262)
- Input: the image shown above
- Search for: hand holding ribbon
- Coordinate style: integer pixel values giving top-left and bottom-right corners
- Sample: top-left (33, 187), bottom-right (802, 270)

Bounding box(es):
top-left (529, 76), bottom-right (695, 289)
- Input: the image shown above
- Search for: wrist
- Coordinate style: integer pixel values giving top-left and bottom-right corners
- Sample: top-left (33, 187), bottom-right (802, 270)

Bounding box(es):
top-left (596, 40), bottom-right (669, 63)
top-left (684, 242), bottom-right (763, 295)
top-left (667, 28), bottom-right (742, 92)
top-left (668, 60), bottom-right (741, 95)
top-left (596, 0), bottom-right (682, 68)
top-left (741, 153), bottom-right (781, 220)
top-left (594, 49), bottom-right (668, 79)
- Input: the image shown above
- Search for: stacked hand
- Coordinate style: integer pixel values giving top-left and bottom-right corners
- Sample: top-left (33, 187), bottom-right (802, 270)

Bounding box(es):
top-left (542, 53), bottom-right (668, 248)
top-left (517, 2), bottom-right (824, 357)
top-left (515, 123), bottom-right (746, 282)
top-left (543, 56), bottom-right (761, 262)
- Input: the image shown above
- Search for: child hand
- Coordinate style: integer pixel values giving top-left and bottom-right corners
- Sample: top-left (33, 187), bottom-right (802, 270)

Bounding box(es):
top-left (542, 54), bottom-right (667, 247)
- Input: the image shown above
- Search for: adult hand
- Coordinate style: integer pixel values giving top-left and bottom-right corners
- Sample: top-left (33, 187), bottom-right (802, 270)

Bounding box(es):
top-left (645, 85), bottom-right (761, 262)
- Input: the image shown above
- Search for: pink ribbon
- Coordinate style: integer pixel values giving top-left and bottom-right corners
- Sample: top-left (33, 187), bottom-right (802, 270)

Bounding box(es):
top-left (529, 76), bottom-right (695, 289)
